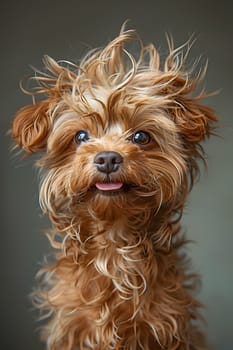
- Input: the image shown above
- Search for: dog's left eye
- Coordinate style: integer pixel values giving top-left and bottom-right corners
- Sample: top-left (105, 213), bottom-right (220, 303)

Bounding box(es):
top-left (75, 130), bottom-right (89, 143)
top-left (132, 131), bottom-right (151, 145)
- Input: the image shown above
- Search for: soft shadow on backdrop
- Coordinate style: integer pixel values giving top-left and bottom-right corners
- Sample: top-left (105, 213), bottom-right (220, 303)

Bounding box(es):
top-left (1, 1), bottom-right (233, 349)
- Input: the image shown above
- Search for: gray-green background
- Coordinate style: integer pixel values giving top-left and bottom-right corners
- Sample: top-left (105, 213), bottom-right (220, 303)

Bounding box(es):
top-left (1, 1), bottom-right (233, 349)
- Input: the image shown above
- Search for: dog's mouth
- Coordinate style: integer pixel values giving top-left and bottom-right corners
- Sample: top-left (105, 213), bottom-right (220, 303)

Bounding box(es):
top-left (94, 181), bottom-right (131, 195)
top-left (95, 182), bottom-right (123, 191)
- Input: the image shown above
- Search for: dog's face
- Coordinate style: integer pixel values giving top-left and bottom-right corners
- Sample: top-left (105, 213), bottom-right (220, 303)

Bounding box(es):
top-left (40, 92), bottom-right (186, 222)
top-left (12, 29), bottom-right (216, 225)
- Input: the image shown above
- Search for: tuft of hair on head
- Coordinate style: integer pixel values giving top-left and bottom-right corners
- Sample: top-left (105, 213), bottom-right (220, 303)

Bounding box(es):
top-left (11, 26), bottom-right (217, 163)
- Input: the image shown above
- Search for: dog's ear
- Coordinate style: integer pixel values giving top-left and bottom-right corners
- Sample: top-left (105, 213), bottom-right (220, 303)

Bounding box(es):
top-left (12, 101), bottom-right (51, 154)
top-left (173, 97), bottom-right (217, 144)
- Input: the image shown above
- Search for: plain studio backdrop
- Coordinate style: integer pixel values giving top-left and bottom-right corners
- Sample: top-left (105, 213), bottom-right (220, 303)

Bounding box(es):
top-left (1, 1), bottom-right (233, 349)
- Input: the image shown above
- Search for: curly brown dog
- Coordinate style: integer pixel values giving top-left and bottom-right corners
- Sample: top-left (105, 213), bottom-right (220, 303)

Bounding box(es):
top-left (12, 27), bottom-right (217, 350)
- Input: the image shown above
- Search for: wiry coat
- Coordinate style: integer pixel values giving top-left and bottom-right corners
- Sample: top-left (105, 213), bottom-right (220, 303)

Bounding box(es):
top-left (12, 28), bottom-right (216, 350)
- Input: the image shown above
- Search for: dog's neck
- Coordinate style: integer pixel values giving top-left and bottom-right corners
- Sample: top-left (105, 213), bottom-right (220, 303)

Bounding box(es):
top-left (71, 206), bottom-right (174, 254)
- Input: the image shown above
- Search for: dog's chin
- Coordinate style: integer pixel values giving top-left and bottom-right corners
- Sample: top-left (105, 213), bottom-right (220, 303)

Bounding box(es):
top-left (77, 180), bottom-right (159, 222)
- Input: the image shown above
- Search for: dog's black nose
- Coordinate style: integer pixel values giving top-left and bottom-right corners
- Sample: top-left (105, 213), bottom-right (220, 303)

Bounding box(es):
top-left (94, 152), bottom-right (123, 174)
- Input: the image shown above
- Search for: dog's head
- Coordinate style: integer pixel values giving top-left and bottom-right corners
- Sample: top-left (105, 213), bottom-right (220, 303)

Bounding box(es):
top-left (12, 29), bottom-right (216, 226)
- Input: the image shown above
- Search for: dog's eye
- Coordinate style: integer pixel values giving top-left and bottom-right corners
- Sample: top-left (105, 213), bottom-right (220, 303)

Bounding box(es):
top-left (75, 130), bottom-right (89, 143)
top-left (132, 131), bottom-right (151, 145)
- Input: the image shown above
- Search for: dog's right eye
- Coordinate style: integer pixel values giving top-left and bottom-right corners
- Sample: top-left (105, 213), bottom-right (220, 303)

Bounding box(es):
top-left (74, 130), bottom-right (89, 144)
top-left (132, 131), bottom-right (151, 145)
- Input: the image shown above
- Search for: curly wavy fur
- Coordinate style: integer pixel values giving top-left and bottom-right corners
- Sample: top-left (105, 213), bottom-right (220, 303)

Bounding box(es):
top-left (12, 27), bottom-right (217, 350)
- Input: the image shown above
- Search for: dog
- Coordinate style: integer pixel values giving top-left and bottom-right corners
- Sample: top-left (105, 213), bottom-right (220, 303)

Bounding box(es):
top-left (12, 27), bottom-right (217, 350)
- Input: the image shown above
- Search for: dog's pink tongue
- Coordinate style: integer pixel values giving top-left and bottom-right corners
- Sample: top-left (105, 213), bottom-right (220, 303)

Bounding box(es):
top-left (96, 182), bottom-right (123, 191)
